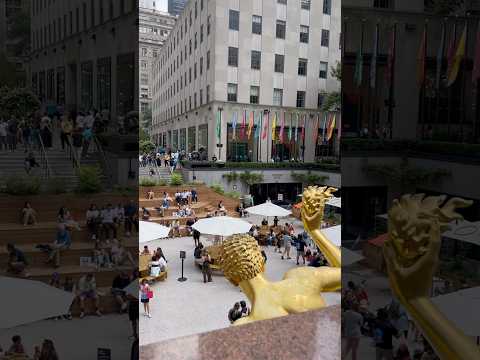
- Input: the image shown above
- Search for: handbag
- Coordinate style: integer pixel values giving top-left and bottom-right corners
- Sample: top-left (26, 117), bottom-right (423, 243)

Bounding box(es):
top-left (147, 290), bottom-right (154, 299)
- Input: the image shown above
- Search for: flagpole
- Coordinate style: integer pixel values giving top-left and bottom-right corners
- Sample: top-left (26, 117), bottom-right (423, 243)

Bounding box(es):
top-left (421, 21), bottom-right (428, 139)
top-left (371, 22), bottom-right (379, 134)
top-left (460, 17), bottom-right (469, 141)
top-left (387, 23), bottom-right (397, 139)
top-left (447, 19), bottom-right (458, 138)
top-left (357, 19), bottom-right (365, 135)
top-left (435, 19), bottom-right (447, 127)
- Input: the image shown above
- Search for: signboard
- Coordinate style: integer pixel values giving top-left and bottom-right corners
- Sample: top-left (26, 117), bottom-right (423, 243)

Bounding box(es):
top-left (97, 348), bottom-right (111, 360)
top-left (278, 194), bottom-right (284, 201)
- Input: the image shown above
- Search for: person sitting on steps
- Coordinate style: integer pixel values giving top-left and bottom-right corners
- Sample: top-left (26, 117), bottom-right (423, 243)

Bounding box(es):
top-left (21, 201), bottom-right (37, 226)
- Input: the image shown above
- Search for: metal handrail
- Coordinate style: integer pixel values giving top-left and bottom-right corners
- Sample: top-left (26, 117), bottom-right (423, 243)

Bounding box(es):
top-left (65, 134), bottom-right (81, 169)
top-left (37, 133), bottom-right (52, 178)
top-left (92, 135), bottom-right (114, 188)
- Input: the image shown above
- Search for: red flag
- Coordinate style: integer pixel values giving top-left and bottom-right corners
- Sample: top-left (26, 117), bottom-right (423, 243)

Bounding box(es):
top-left (473, 21), bottom-right (480, 84)
top-left (417, 25), bottom-right (427, 87)
top-left (313, 115), bottom-right (320, 144)
top-left (386, 25), bottom-right (396, 86)
top-left (262, 111), bottom-right (269, 140)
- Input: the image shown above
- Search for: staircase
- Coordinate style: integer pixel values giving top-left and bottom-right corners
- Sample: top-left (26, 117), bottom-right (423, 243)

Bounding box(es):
top-left (139, 162), bottom-right (173, 183)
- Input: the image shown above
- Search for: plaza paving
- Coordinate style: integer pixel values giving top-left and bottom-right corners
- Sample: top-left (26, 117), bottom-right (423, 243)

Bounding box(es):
top-left (0, 314), bottom-right (133, 360)
top-left (139, 215), bottom-right (341, 346)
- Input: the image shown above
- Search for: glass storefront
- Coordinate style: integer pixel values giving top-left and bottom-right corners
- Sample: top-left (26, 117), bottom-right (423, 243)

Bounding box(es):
top-left (188, 126), bottom-right (196, 152)
top-left (116, 53), bottom-right (135, 116)
top-left (179, 128), bottom-right (186, 151)
top-left (271, 127), bottom-right (302, 161)
top-left (97, 57), bottom-right (111, 112)
top-left (198, 124), bottom-right (208, 156)
top-left (56, 67), bottom-right (65, 106)
top-left (81, 61), bottom-right (93, 111)
top-left (227, 124), bottom-right (259, 162)
top-left (172, 129), bottom-right (178, 150)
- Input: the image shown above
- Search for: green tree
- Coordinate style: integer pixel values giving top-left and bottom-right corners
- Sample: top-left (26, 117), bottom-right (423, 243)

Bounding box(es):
top-left (0, 86), bottom-right (40, 118)
top-left (0, 54), bottom-right (21, 88)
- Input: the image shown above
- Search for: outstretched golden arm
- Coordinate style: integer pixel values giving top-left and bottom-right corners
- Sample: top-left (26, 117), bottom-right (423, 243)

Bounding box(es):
top-left (384, 195), bottom-right (480, 360)
top-left (301, 186), bottom-right (341, 268)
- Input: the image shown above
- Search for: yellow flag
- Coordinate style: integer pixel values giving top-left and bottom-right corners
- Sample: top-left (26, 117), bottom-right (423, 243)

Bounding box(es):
top-left (326, 114), bottom-right (336, 141)
top-left (447, 24), bottom-right (467, 87)
top-left (271, 112), bottom-right (277, 141)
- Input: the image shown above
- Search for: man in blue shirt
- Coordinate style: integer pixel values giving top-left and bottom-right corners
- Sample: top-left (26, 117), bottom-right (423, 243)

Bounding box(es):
top-left (47, 225), bottom-right (72, 268)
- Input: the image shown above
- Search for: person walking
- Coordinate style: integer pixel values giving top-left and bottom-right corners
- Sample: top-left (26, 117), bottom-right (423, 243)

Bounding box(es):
top-left (342, 303), bottom-right (363, 360)
top-left (281, 231), bottom-right (292, 260)
top-left (140, 279), bottom-right (152, 318)
top-left (60, 114), bottom-right (73, 150)
top-left (296, 235), bottom-right (307, 265)
top-left (201, 250), bottom-right (212, 283)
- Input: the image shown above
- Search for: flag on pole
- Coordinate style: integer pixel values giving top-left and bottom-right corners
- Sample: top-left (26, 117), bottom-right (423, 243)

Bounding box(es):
top-left (255, 111), bottom-right (261, 139)
top-left (262, 111), bottom-right (269, 140)
top-left (247, 111), bottom-right (254, 139)
top-left (386, 25), bottom-right (396, 86)
top-left (271, 112), bottom-right (277, 141)
top-left (216, 109), bottom-right (222, 142)
top-left (472, 20), bottom-right (480, 84)
top-left (322, 113), bottom-right (328, 143)
top-left (301, 115), bottom-right (305, 141)
top-left (370, 23), bottom-right (378, 88)
top-left (313, 114), bottom-right (320, 144)
top-left (240, 110), bottom-right (246, 140)
top-left (436, 22), bottom-right (446, 90)
top-left (417, 24), bottom-right (427, 87)
top-left (354, 46), bottom-right (363, 87)
top-left (288, 113), bottom-right (293, 141)
top-left (326, 114), bottom-right (336, 141)
top-left (447, 23), bottom-right (466, 87)
top-left (231, 112), bottom-right (238, 140)
top-left (279, 112), bottom-right (285, 143)
top-left (337, 114), bottom-right (342, 140)
top-left (294, 113), bottom-right (299, 141)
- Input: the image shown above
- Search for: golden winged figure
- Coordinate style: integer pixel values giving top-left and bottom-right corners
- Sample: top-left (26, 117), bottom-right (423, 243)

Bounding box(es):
top-left (219, 186), bottom-right (341, 325)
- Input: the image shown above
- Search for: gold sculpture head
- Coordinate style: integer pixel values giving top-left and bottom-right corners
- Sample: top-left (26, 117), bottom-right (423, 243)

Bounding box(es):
top-left (301, 186), bottom-right (337, 229)
top-left (219, 234), bottom-right (265, 286)
top-left (388, 194), bottom-right (472, 267)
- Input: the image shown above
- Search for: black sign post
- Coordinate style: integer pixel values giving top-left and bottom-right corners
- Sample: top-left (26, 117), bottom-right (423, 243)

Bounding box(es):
top-left (97, 348), bottom-right (111, 360)
top-left (178, 251), bottom-right (187, 282)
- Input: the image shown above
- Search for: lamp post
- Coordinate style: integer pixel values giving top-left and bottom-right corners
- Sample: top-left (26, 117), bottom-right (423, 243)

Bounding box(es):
top-left (216, 107), bottom-right (223, 161)
top-left (178, 250), bottom-right (187, 282)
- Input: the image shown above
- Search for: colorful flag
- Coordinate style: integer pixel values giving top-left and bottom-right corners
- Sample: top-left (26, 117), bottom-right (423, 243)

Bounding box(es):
top-left (294, 114), bottom-right (299, 141)
top-left (247, 111), bottom-right (254, 139)
top-left (322, 113), bottom-right (328, 143)
top-left (301, 115), bottom-right (305, 141)
top-left (255, 112), bottom-right (261, 139)
top-left (240, 110), bottom-right (246, 140)
top-left (370, 23), bottom-right (378, 88)
top-left (386, 25), bottom-right (396, 86)
top-left (216, 109), bottom-right (222, 142)
top-left (473, 21), bottom-right (480, 84)
top-left (271, 112), bottom-right (277, 141)
top-left (436, 22), bottom-right (446, 90)
top-left (262, 111), bottom-right (269, 140)
top-left (337, 114), bottom-right (342, 140)
top-left (231, 111), bottom-right (238, 140)
top-left (279, 112), bottom-right (285, 143)
top-left (417, 24), bottom-right (427, 87)
top-left (288, 113), bottom-right (293, 141)
top-left (447, 23), bottom-right (467, 87)
top-left (354, 47), bottom-right (363, 87)
top-left (313, 114), bottom-right (320, 144)
top-left (326, 114), bottom-right (336, 141)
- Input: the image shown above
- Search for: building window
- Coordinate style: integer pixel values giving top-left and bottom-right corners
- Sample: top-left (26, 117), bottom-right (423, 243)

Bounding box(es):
top-left (250, 86), bottom-right (259, 104)
top-left (228, 47), bottom-right (238, 67)
top-left (189, 67), bottom-right (192, 83)
top-left (206, 85), bottom-right (210, 102)
top-left (276, 20), bottom-right (286, 39)
top-left (252, 15), bottom-right (262, 35)
top-left (323, 0), bottom-right (331, 14)
top-left (296, 91), bottom-right (306, 108)
top-left (275, 54), bottom-right (284, 73)
top-left (301, 0), bottom-right (311, 10)
top-left (195, 1), bottom-right (198, 18)
top-left (373, 0), bottom-right (390, 8)
top-left (201, 0), bottom-right (204, 11)
top-left (300, 25), bottom-right (309, 43)
top-left (207, 16), bottom-right (211, 35)
top-left (229, 10), bottom-right (239, 31)
top-left (228, 83), bottom-right (238, 102)
top-left (189, 39), bottom-right (192, 54)
top-left (200, 24), bottom-right (204, 42)
top-left (298, 59), bottom-right (308, 76)
top-left (200, 89), bottom-right (203, 105)
top-left (319, 61), bottom-right (328, 79)
top-left (251, 51), bottom-right (261, 70)
top-left (141, 47), bottom-right (147, 56)
top-left (194, 93), bottom-right (197, 108)
top-left (318, 93), bottom-right (325, 108)
top-left (278, 0), bottom-right (287, 4)
top-left (273, 88), bottom-right (283, 106)
top-left (200, 57), bottom-right (203, 74)
top-left (207, 51), bottom-right (210, 69)
top-left (321, 29), bottom-right (330, 47)
top-left (194, 63), bottom-right (197, 79)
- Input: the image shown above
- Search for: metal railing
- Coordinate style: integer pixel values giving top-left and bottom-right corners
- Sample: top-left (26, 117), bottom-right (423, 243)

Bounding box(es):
top-left (37, 134), bottom-right (52, 178)
top-left (65, 135), bottom-right (81, 169)
top-left (92, 135), bottom-right (114, 188)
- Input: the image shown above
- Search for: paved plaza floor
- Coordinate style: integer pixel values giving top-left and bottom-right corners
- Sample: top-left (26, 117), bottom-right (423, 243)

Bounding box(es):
top-left (0, 314), bottom-right (133, 360)
top-left (139, 215), bottom-right (341, 346)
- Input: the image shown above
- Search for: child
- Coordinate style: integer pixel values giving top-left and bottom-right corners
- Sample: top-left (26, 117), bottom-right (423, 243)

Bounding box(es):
top-left (140, 279), bottom-right (152, 318)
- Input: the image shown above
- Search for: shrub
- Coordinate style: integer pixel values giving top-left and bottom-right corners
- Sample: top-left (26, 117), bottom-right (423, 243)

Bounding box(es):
top-left (3, 175), bottom-right (41, 195)
top-left (291, 171), bottom-right (329, 186)
top-left (157, 178), bottom-right (168, 186)
top-left (46, 178), bottom-right (68, 194)
top-left (210, 183), bottom-right (225, 195)
top-left (170, 172), bottom-right (184, 186)
top-left (76, 166), bottom-right (103, 193)
top-left (225, 190), bottom-right (241, 199)
top-left (139, 178), bottom-right (157, 187)
top-left (239, 171), bottom-right (264, 186)
top-left (222, 171), bottom-right (239, 183)
top-left (181, 161), bottom-right (340, 172)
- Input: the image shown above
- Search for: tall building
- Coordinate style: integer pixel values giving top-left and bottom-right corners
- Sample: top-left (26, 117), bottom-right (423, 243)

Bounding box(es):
top-left (0, 0), bottom-right (30, 87)
top-left (140, 0), bottom-right (162, 11)
top-left (168, 0), bottom-right (187, 16)
top-left (139, 7), bottom-right (176, 115)
top-left (152, 0), bottom-right (341, 162)
top-left (30, 0), bottom-right (137, 121)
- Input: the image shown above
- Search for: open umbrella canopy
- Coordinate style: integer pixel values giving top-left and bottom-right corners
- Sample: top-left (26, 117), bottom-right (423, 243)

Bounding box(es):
top-left (326, 197), bottom-right (341, 208)
top-left (320, 225), bottom-right (341, 247)
top-left (245, 201), bottom-right (291, 217)
top-left (0, 276), bottom-right (76, 329)
top-left (192, 216), bottom-right (252, 237)
top-left (139, 221), bottom-right (171, 243)
top-left (432, 287), bottom-right (480, 337)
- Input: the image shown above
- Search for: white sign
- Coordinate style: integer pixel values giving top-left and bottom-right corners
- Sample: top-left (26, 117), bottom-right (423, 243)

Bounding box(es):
top-left (277, 194), bottom-right (284, 201)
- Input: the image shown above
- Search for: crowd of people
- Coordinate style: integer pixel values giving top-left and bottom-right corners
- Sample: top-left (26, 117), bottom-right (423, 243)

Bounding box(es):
top-left (0, 335), bottom-right (58, 360)
top-left (139, 150), bottom-right (181, 174)
top-left (342, 280), bottom-right (439, 360)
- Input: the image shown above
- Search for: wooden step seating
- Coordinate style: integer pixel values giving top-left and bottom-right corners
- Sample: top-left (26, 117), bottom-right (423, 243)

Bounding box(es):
top-left (0, 194), bottom-right (138, 318)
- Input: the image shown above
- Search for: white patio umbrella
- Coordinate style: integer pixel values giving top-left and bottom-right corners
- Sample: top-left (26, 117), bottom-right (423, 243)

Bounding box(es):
top-left (432, 287), bottom-right (480, 340)
top-left (139, 220), bottom-right (171, 243)
top-left (0, 276), bottom-right (76, 329)
top-left (192, 216), bottom-right (252, 237)
top-left (320, 225), bottom-right (341, 247)
top-left (342, 248), bottom-right (365, 266)
top-left (124, 281), bottom-right (139, 299)
top-left (245, 201), bottom-right (291, 217)
top-left (326, 197), bottom-right (341, 208)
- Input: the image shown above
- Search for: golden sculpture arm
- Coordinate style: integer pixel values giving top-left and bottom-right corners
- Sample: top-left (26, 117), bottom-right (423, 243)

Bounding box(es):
top-left (384, 195), bottom-right (479, 360)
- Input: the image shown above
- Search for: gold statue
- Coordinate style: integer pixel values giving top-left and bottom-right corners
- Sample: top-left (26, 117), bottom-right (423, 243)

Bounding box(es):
top-left (219, 186), bottom-right (341, 326)
top-left (383, 194), bottom-right (480, 360)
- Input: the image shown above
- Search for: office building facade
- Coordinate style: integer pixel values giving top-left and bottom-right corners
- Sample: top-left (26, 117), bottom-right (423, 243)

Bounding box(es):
top-left (168, 0), bottom-right (187, 17)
